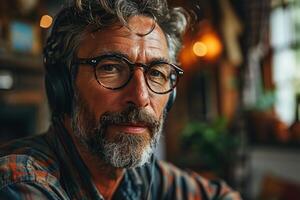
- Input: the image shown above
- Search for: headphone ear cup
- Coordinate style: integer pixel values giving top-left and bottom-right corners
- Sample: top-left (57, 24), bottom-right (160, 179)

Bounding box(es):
top-left (45, 64), bottom-right (73, 116)
top-left (166, 88), bottom-right (176, 112)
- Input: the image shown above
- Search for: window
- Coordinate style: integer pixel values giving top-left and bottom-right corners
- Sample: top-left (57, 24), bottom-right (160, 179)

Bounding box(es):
top-left (271, 0), bottom-right (300, 125)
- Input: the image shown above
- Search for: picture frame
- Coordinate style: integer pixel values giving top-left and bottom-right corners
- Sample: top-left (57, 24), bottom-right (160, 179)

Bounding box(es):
top-left (8, 20), bottom-right (41, 55)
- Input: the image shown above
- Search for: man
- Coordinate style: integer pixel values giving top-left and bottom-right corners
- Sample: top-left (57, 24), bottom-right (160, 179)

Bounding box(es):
top-left (0, 0), bottom-right (241, 199)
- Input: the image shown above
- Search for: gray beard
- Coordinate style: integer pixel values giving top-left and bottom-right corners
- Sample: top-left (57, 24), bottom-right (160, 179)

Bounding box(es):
top-left (100, 131), bottom-right (159, 168)
top-left (71, 93), bottom-right (164, 168)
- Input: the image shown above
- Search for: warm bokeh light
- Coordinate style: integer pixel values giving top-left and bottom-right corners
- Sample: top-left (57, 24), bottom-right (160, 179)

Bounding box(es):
top-left (40, 15), bottom-right (53, 29)
top-left (193, 42), bottom-right (208, 57)
top-left (201, 33), bottom-right (223, 60)
top-left (191, 32), bottom-right (223, 61)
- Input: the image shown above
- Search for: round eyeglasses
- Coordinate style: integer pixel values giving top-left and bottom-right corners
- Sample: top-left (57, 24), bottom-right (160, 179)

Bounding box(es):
top-left (74, 54), bottom-right (184, 94)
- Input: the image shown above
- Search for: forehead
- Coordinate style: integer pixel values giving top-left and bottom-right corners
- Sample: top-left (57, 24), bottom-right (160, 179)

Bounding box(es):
top-left (77, 15), bottom-right (169, 61)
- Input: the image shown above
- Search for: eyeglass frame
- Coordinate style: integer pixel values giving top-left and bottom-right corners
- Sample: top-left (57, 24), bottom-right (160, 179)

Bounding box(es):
top-left (72, 53), bottom-right (184, 94)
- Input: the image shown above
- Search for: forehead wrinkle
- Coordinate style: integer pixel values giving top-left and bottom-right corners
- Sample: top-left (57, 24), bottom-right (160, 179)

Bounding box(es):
top-left (78, 18), bottom-right (169, 61)
top-left (85, 33), bottom-right (163, 50)
top-left (93, 21), bottom-right (166, 43)
top-left (84, 37), bottom-right (168, 60)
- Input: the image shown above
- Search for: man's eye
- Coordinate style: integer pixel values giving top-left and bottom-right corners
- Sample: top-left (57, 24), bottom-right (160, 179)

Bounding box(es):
top-left (98, 64), bottom-right (121, 73)
top-left (149, 69), bottom-right (162, 77)
top-left (148, 69), bottom-right (168, 84)
top-left (149, 69), bottom-right (167, 79)
top-left (102, 65), bottom-right (119, 72)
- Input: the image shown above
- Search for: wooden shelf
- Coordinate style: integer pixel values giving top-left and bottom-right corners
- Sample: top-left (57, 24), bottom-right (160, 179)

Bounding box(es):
top-left (0, 53), bottom-right (43, 73)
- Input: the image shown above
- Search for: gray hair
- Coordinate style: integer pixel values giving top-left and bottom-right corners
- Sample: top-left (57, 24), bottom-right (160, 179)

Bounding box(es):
top-left (44, 0), bottom-right (188, 68)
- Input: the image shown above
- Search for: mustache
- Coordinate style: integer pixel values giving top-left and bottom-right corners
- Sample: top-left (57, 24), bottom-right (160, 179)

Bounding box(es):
top-left (99, 104), bottom-right (161, 134)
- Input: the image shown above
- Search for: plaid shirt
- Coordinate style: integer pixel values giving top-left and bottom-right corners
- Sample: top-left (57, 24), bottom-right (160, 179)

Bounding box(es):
top-left (0, 124), bottom-right (241, 200)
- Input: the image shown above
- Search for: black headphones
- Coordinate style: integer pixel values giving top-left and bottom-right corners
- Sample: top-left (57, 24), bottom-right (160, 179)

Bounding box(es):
top-left (44, 60), bottom-right (73, 116)
top-left (44, 10), bottom-right (176, 117)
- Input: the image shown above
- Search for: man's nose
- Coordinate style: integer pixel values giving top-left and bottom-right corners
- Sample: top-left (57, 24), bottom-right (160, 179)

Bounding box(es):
top-left (123, 69), bottom-right (150, 108)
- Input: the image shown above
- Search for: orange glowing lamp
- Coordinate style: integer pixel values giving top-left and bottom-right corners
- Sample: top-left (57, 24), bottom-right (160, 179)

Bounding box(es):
top-left (40, 15), bottom-right (53, 29)
top-left (193, 32), bottom-right (223, 60)
top-left (193, 42), bottom-right (208, 57)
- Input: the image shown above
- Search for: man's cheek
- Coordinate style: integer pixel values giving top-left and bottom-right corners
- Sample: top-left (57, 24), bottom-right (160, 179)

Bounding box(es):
top-left (153, 96), bottom-right (168, 117)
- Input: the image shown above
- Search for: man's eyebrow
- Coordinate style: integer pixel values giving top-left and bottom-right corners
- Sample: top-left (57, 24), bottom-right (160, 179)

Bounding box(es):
top-left (91, 51), bottom-right (170, 64)
top-left (148, 57), bottom-right (171, 64)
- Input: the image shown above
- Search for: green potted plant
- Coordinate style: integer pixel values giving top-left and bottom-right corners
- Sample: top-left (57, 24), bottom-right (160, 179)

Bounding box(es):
top-left (180, 117), bottom-right (239, 178)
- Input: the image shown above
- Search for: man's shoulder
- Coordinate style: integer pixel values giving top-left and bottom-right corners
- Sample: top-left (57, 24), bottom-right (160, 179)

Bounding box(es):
top-left (155, 159), bottom-right (222, 186)
top-left (0, 134), bottom-right (60, 189)
top-left (0, 133), bottom-right (56, 162)
top-left (154, 159), bottom-right (242, 199)
top-left (0, 154), bottom-right (58, 187)
top-left (0, 152), bottom-right (66, 199)
top-left (155, 159), bottom-right (199, 179)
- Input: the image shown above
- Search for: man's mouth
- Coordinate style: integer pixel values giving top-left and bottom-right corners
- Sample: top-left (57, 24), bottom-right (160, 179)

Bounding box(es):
top-left (108, 123), bottom-right (149, 134)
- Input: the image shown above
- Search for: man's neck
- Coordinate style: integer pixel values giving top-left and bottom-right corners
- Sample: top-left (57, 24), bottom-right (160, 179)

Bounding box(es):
top-left (77, 143), bottom-right (125, 200)
top-left (64, 117), bottom-right (125, 200)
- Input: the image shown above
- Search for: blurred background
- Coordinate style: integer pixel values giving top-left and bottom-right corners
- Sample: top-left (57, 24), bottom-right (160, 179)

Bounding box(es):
top-left (0, 0), bottom-right (300, 199)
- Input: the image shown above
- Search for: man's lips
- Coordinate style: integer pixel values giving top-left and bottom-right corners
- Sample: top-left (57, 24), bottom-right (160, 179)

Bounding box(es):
top-left (109, 123), bottom-right (149, 134)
